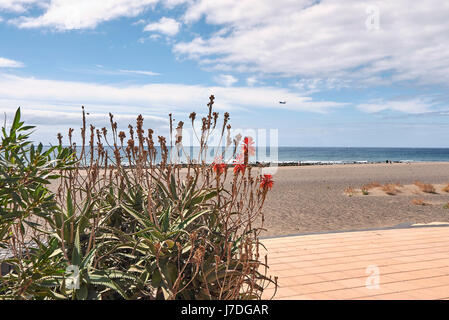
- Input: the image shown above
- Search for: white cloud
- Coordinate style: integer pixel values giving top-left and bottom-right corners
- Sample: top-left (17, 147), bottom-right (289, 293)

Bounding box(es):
top-left (149, 34), bottom-right (161, 40)
top-left (173, 0), bottom-right (449, 88)
top-left (246, 76), bottom-right (258, 87)
top-left (132, 18), bottom-right (146, 25)
top-left (290, 78), bottom-right (352, 94)
top-left (11, 0), bottom-right (158, 30)
top-left (161, 0), bottom-right (190, 10)
top-left (0, 72), bottom-right (346, 142)
top-left (358, 99), bottom-right (435, 114)
top-left (60, 65), bottom-right (161, 77)
top-left (4, 0), bottom-right (449, 94)
top-left (0, 0), bottom-right (41, 12)
top-left (213, 74), bottom-right (237, 87)
top-left (0, 72), bottom-right (344, 116)
top-left (0, 57), bottom-right (24, 68)
top-left (2, 107), bottom-right (167, 128)
top-left (144, 17), bottom-right (180, 36)
top-left (118, 69), bottom-right (160, 76)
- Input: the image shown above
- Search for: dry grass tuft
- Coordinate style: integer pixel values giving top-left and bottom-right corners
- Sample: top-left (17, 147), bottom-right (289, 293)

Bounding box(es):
top-left (412, 198), bottom-right (427, 206)
top-left (381, 183), bottom-right (400, 195)
top-left (414, 181), bottom-right (436, 193)
top-left (362, 181), bottom-right (381, 190)
top-left (345, 186), bottom-right (356, 196)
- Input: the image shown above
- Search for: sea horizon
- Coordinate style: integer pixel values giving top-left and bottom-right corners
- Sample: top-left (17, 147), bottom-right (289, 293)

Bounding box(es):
top-left (41, 145), bottom-right (449, 164)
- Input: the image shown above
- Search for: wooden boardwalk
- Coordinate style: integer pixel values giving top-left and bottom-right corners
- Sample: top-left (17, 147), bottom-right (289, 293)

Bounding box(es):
top-left (261, 226), bottom-right (449, 300)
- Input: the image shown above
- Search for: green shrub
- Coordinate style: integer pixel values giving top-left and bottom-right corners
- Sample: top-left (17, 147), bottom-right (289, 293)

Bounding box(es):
top-left (0, 108), bottom-right (76, 299)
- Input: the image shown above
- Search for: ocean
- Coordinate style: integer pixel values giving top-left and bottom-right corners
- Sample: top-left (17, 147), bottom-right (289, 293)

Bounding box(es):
top-left (52, 146), bottom-right (449, 165)
top-left (273, 147), bottom-right (449, 164)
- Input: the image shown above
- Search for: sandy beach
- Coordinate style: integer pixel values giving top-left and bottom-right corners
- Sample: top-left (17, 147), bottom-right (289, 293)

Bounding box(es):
top-left (45, 161), bottom-right (449, 238)
top-left (261, 162), bottom-right (449, 237)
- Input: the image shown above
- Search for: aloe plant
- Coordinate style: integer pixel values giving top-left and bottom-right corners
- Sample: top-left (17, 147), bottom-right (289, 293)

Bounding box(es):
top-left (1, 98), bottom-right (277, 300)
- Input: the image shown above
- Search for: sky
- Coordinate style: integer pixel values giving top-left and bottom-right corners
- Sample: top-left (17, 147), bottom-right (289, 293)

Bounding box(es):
top-left (0, 0), bottom-right (449, 147)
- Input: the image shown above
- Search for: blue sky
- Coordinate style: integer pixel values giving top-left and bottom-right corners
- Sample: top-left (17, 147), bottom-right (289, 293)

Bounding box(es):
top-left (1, 0), bottom-right (449, 147)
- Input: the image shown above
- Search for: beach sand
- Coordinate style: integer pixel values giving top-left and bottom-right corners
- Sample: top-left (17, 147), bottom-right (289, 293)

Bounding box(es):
top-left (261, 162), bottom-right (449, 237)
top-left (46, 162), bottom-right (449, 238)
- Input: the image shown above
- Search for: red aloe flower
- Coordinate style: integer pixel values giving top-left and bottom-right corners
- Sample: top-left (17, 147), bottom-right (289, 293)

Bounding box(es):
top-left (233, 153), bottom-right (246, 175)
top-left (212, 156), bottom-right (227, 176)
top-left (260, 174), bottom-right (274, 190)
top-left (242, 137), bottom-right (256, 157)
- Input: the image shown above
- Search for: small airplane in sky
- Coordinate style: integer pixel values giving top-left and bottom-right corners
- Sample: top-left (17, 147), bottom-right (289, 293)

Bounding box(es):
top-left (279, 101), bottom-right (287, 104)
